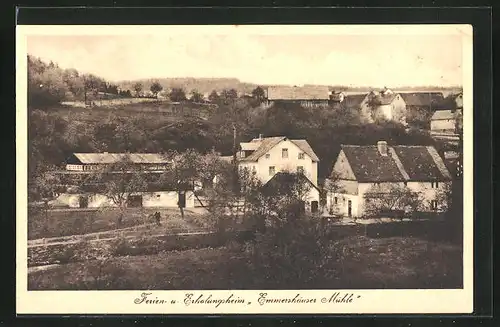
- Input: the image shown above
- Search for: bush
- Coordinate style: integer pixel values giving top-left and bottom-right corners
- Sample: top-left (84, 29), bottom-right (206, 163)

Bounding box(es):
top-left (243, 201), bottom-right (342, 288)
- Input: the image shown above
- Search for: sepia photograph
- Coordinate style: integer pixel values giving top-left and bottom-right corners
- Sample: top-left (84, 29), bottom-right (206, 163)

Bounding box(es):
top-left (16, 24), bottom-right (473, 314)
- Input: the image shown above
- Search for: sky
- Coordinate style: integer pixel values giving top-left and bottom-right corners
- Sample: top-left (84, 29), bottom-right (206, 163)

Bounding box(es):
top-left (26, 26), bottom-right (465, 87)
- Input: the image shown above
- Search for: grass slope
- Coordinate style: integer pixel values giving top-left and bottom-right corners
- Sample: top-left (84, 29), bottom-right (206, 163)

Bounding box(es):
top-left (28, 236), bottom-right (462, 290)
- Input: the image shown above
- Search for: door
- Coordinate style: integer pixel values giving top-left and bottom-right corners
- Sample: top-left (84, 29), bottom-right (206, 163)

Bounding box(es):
top-left (311, 201), bottom-right (319, 213)
top-left (348, 200), bottom-right (352, 217)
top-left (178, 192), bottom-right (186, 208)
top-left (79, 195), bottom-right (89, 208)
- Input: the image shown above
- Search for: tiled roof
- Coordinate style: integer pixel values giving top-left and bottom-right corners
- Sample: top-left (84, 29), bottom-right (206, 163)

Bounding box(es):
top-left (267, 86), bottom-right (330, 101)
top-left (289, 139), bottom-right (320, 162)
top-left (72, 153), bottom-right (170, 164)
top-left (400, 92), bottom-right (444, 107)
top-left (262, 172), bottom-right (320, 195)
top-left (341, 145), bottom-right (406, 182)
top-left (340, 144), bottom-right (451, 182)
top-left (431, 110), bottom-right (455, 120)
top-left (240, 136), bottom-right (319, 162)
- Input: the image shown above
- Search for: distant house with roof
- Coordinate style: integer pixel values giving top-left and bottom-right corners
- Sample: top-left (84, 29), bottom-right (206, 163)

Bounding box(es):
top-left (400, 92), bottom-right (445, 129)
top-left (264, 85), bottom-right (330, 108)
top-left (366, 88), bottom-right (407, 124)
top-left (325, 141), bottom-right (452, 218)
top-left (430, 110), bottom-right (461, 134)
top-left (237, 134), bottom-right (320, 212)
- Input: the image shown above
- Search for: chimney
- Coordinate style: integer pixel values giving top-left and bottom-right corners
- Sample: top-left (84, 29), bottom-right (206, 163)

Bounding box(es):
top-left (377, 141), bottom-right (388, 156)
top-left (258, 133), bottom-right (263, 140)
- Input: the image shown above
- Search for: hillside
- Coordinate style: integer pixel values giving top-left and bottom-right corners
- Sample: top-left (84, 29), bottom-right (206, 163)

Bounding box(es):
top-left (116, 77), bottom-right (462, 97)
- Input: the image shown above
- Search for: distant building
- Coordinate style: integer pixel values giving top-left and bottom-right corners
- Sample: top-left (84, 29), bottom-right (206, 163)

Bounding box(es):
top-left (329, 91), bottom-right (346, 103)
top-left (65, 153), bottom-right (171, 172)
top-left (264, 85), bottom-right (330, 108)
top-left (325, 141), bottom-right (452, 218)
top-left (52, 153), bottom-right (196, 209)
top-left (366, 89), bottom-right (407, 124)
top-left (430, 109), bottom-right (461, 134)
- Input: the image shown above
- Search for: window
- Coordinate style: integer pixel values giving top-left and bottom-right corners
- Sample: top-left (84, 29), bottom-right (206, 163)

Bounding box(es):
top-left (431, 200), bottom-right (438, 210)
top-left (436, 181), bottom-right (439, 188)
top-left (297, 166), bottom-right (304, 174)
top-left (431, 181), bottom-right (439, 188)
top-left (298, 153), bottom-right (305, 159)
top-left (404, 182), bottom-right (407, 186)
top-left (282, 148), bottom-right (288, 158)
top-left (156, 194), bottom-right (161, 198)
top-left (265, 153), bottom-right (270, 159)
top-left (240, 151), bottom-right (246, 158)
top-left (334, 197), bottom-right (338, 204)
top-left (269, 166), bottom-right (275, 176)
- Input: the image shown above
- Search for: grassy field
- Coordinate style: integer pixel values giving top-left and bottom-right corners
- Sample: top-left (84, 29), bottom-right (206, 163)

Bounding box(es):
top-left (28, 236), bottom-right (462, 290)
top-left (28, 207), bottom-right (205, 240)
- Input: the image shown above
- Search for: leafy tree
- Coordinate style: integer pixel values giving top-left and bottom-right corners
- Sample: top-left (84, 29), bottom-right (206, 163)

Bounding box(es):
top-left (169, 87), bottom-right (187, 102)
top-left (133, 82), bottom-right (143, 97)
top-left (220, 88), bottom-right (238, 104)
top-left (251, 86), bottom-right (266, 101)
top-left (189, 89), bottom-right (204, 103)
top-left (208, 90), bottom-right (220, 103)
top-left (150, 81), bottom-right (163, 98)
top-left (85, 157), bottom-right (148, 226)
top-left (243, 176), bottom-right (340, 288)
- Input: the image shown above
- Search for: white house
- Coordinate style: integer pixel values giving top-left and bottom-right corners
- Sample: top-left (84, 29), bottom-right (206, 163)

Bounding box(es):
top-left (325, 141), bottom-right (452, 218)
top-left (237, 135), bottom-right (319, 187)
top-left (237, 135), bottom-right (321, 212)
top-left (431, 109), bottom-right (461, 134)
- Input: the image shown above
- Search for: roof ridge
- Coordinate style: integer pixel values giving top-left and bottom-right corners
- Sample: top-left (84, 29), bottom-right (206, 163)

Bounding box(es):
top-left (426, 146), bottom-right (452, 180)
top-left (388, 147), bottom-right (410, 181)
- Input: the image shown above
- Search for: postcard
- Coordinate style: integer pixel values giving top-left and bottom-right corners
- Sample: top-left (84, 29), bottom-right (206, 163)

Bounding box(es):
top-left (16, 24), bottom-right (473, 314)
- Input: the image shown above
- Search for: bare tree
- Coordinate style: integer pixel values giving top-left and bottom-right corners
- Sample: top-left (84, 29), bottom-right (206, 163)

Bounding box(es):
top-left (363, 183), bottom-right (423, 219)
top-left (29, 166), bottom-right (63, 232)
top-left (85, 157), bottom-right (148, 226)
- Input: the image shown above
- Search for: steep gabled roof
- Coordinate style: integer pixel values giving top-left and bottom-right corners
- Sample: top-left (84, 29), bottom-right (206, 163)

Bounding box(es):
top-left (289, 139), bottom-right (320, 162)
top-left (267, 86), bottom-right (330, 101)
top-left (71, 153), bottom-right (170, 165)
top-left (262, 172), bottom-right (320, 195)
top-left (339, 144), bottom-right (451, 182)
top-left (341, 145), bottom-right (406, 182)
top-left (342, 94), bottom-right (367, 109)
top-left (400, 92), bottom-right (444, 107)
top-left (240, 137), bottom-right (320, 162)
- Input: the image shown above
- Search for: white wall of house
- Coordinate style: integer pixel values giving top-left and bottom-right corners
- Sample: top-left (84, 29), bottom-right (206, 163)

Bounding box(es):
top-left (326, 180), bottom-right (450, 217)
top-left (431, 119), bottom-right (455, 132)
top-left (239, 139), bottom-right (318, 186)
top-left (50, 191), bottom-right (196, 209)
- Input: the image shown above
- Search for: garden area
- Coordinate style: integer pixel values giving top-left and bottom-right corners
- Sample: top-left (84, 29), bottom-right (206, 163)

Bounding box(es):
top-left (28, 207), bottom-right (206, 240)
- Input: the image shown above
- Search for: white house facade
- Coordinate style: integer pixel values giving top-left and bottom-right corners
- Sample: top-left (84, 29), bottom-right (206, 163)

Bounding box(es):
top-left (237, 135), bottom-right (321, 212)
top-left (325, 141), bottom-right (452, 218)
